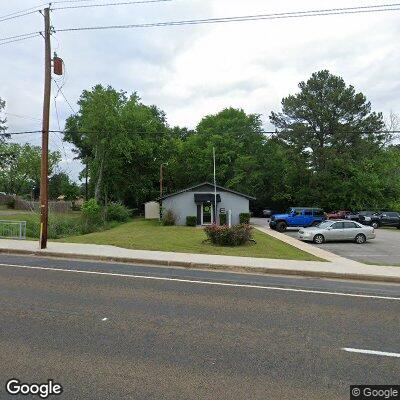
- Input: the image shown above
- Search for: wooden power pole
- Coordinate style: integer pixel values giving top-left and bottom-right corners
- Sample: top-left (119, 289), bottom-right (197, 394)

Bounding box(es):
top-left (39, 7), bottom-right (51, 249)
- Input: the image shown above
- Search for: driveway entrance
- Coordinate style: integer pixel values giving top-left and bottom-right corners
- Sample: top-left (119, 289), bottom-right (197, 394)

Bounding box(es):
top-left (251, 218), bottom-right (400, 266)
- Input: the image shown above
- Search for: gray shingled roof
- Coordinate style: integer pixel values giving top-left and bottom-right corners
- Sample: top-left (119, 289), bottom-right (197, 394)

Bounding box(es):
top-left (158, 182), bottom-right (256, 201)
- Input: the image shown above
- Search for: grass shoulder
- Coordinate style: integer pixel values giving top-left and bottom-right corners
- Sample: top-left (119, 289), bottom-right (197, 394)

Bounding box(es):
top-left (60, 218), bottom-right (323, 261)
top-left (0, 211), bottom-right (120, 239)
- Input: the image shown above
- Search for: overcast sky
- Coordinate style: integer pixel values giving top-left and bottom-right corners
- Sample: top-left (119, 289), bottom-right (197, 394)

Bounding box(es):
top-left (1, 0), bottom-right (399, 180)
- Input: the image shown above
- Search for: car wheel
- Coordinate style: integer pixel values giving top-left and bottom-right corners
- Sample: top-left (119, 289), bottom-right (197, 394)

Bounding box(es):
top-left (371, 221), bottom-right (379, 229)
top-left (311, 221), bottom-right (320, 227)
top-left (313, 234), bottom-right (325, 244)
top-left (355, 233), bottom-right (366, 244)
top-left (276, 221), bottom-right (287, 232)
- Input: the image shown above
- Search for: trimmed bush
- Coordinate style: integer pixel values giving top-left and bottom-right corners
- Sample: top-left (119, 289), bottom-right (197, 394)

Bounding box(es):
top-left (239, 213), bottom-right (251, 224)
top-left (219, 213), bottom-right (227, 225)
top-left (162, 209), bottom-right (176, 226)
top-left (106, 202), bottom-right (130, 222)
top-left (204, 224), bottom-right (253, 246)
top-left (186, 216), bottom-right (197, 226)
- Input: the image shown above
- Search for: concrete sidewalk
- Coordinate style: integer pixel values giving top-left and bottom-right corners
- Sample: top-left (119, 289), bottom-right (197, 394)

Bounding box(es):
top-left (0, 239), bottom-right (399, 284)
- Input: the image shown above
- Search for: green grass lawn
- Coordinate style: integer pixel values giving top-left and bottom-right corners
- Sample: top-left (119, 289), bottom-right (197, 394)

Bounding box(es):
top-left (61, 218), bottom-right (322, 261)
top-left (0, 211), bottom-right (84, 239)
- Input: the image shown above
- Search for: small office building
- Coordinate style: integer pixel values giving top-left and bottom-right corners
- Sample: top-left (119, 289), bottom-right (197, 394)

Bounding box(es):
top-left (159, 182), bottom-right (255, 226)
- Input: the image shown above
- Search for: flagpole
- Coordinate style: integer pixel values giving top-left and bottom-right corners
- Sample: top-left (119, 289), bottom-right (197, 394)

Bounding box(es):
top-left (213, 147), bottom-right (217, 224)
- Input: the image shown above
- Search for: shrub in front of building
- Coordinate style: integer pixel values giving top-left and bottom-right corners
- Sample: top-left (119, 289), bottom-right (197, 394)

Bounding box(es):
top-left (239, 213), bottom-right (251, 224)
top-left (204, 224), bottom-right (253, 246)
top-left (219, 213), bottom-right (227, 225)
top-left (162, 209), bottom-right (176, 226)
top-left (186, 216), bottom-right (197, 226)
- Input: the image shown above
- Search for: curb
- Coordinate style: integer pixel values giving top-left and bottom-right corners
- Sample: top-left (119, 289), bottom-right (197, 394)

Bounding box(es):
top-left (1, 248), bottom-right (400, 284)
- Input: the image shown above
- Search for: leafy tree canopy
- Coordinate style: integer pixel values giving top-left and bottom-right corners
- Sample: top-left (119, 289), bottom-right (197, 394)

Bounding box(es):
top-left (269, 70), bottom-right (396, 210)
top-left (0, 142), bottom-right (60, 196)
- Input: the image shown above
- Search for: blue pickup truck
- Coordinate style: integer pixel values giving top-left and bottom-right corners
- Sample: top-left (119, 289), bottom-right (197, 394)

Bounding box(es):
top-left (269, 207), bottom-right (326, 232)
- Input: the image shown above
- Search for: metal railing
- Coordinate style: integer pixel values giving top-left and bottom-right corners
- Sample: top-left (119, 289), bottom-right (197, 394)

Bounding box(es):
top-left (0, 220), bottom-right (27, 240)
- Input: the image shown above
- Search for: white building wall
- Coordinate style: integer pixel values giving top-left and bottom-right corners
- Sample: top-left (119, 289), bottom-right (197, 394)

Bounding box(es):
top-left (162, 190), bottom-right (250, 226)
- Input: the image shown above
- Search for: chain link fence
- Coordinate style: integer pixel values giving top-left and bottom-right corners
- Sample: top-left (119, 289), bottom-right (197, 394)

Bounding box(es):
top-left (0, 220), bottom-right (27, 240)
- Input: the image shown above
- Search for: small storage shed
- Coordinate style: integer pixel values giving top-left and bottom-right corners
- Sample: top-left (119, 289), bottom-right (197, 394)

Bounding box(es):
top-left (145, 201), bottom-right (160, 220)
top-left (159, 182), bottom-right (255, 226)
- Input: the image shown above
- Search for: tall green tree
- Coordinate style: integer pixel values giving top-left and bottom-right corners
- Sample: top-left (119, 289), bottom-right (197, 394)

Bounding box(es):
top-left (269, 70), bottom-right (392, 210)
top-left (64, 85), bottom-right (177, 206)
top-left (49, 172), bottom-right (80, 200)
top-left (170, 108), bottom-right (267, 199)
top-left (0, 142), bottom-right (60, 196)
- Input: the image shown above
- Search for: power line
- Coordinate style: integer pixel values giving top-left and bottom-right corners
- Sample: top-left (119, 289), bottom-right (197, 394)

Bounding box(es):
top-left (0, 10), bottom-right (40, 24)
top-left (4, 112), bottom-right (42, 121)
top-left (0, 34), bottom-right (41, 47)
top-left (52, 0), bottom-right (116, 3)
top-left (0, 3), bottom-right (48, 21)
top-left (54, 3), bottom-right (400, 33)
top-left (0, 0), bottom-right (170, 20)
top-left (3, 4), bottom-right (399, 42)
top-left (52, 79), bottom-right (77, 114)
top-left (0, 0), bottom-right (96, 20)
top-left (1, 130), bottom-right (42, 136)
top-left (0, 32), bottom-right (42, 42)
top-left (4, 129), bottom-right (400, 137)
top-left (53, 0), bottom-right (172, 10)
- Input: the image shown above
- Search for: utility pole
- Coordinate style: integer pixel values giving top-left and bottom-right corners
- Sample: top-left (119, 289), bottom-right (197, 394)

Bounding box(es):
top-left (39, 7), bottom-right (51, 249)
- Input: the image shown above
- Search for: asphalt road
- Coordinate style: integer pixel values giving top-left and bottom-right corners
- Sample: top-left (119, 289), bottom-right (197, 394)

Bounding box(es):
top-left (0, 254), bottom-right (399, 399)
top-left (252, 218), bottom-right (400, 266)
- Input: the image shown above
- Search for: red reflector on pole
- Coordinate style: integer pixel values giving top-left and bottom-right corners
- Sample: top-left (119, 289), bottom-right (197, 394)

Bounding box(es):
top-left (53, 57), bottom-right (63, 75)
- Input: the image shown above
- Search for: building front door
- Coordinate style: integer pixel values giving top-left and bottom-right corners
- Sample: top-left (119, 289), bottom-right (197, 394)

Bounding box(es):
top-left (202, 202), bottom-right (213, 225)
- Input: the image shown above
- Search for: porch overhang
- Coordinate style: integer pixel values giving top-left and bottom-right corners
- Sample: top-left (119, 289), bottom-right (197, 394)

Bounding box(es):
top-left (194, 193), bottom-right (221, 203)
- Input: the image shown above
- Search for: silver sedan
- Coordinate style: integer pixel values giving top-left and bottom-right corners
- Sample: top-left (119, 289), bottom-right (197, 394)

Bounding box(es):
top-left (298, 220), bottom-right (376, 244)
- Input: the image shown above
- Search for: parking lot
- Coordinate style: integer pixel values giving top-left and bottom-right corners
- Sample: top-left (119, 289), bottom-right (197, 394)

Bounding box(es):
top-left (252, 218), bottom-right (400, 266)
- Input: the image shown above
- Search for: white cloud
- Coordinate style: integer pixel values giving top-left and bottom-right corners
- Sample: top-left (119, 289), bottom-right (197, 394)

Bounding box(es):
top-left (1, 0), bottom-right (399, 179)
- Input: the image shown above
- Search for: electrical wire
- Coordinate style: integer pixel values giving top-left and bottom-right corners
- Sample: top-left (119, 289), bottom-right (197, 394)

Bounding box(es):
top-left (0, 131), bottom-right (42, 136)
top-left (54, 3), bottom-right (400, 33)
top-left (0, 0), bottom-right (171, 20)
top-left (53, 98), bottom-right (73, 173)
top-left (0, 32), bottom-right (42, 42)
top-left (0, 10), bottom-right (41, 24)
top-left (53, 0), bottom-right (172, 10)
top-left (4, 112), bottom-right (42, 122)
top-left (0, 34), bottom-right (41, 47)
top-left (52, 0), bottom-right (117, 3)
top-left (0, 3), bottom-right (48, 21)
top-left (52, 79), bottom-right (77, 114)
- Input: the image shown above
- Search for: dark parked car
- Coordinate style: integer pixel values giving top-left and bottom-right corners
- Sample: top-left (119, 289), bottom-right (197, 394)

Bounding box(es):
top-left (345, 211), bottom-right (376, 222)
top-left (270, 207), bottom-right (326, 232)
top-left (359, 211), bottom-right (400, 229)
top-left (262, 209), bottom-right (272, 218)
